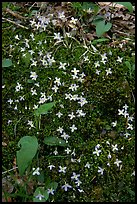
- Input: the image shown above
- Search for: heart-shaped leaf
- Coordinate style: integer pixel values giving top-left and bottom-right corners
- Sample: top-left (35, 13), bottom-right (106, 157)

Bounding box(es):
top-left (33, 187), bottom-right (49, 202)
top-left (115, 2), bottom-right (133, 13)
top-left (44, 136), bottom-right (67, 146)
top-left (96, 20), bottom-right (112, 37)
top-left (2, 59), bottom-right (12, 67)
top-left (34, 102), bottom-right (55, 117)
top-left (17, 136), bottom-right (38, 176)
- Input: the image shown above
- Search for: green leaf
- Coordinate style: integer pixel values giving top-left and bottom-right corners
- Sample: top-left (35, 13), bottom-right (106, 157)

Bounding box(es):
top-left (17, 136), bottom-right (38, 176)
top-left (22, 52), bottom-right (31, 66)
top-left (92, 38), bottom-right (109, 45)
top-left (27, 79), bottom-right (35, 83)
top-left (115, 2), bottom-right (133, 12)
top-left (34, 102), bottom-right (55, 117)
top-left (82, 2), bottom-right (98, 11)
top-left (46, 182), bottom-right (58, 191)
top-left (2, 59), bottom-right (12, 67)
top-left (44, 136), bottom-right (68, 146)
top-left (96, 20), bottom-right (112, 37)
top-left (93, 16), bottom-right (104, 26)
top-left (33, 187), bottom-right (49, 202)
top-left (125, 61), bottom-right (131, 69)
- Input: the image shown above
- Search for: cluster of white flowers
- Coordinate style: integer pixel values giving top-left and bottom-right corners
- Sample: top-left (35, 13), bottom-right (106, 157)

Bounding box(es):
top-left (118, 104), bottom-right (134, 138)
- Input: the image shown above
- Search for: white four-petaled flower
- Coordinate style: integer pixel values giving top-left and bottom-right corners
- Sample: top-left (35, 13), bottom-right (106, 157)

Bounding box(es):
top-left (70, 124), bottom-right (77, 132)
top-left (114, 159), bottom-right (122, 167)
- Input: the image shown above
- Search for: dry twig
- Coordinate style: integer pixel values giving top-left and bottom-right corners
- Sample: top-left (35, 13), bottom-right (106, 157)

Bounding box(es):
top-left (2, 17), bottom-right (29, 30)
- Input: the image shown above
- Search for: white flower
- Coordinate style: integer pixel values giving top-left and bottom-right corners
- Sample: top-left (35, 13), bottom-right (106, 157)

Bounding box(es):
top-left (33, 104), bottom-right (39, 110)
top-left (68, 112), bottom-right (75, 120)
top-left (69, 84), bottom-right (79, 91)
top-left (78, 189), bottom-right (84, 193)
top-left (48, 164), bottom-right (55, 170)
top-left (38, 97), bottom-right (47, 104)
top-left (14, 105), bottom-right (18, 110)
top-left (112, 144), bottom-right (118, 152)
top-left (106, 68), bottom-right (112, 75)
top-left (78, 97), bottom-right (88, 107)
top-left (127, 123), bottom-right (133, 130)
top-left (7, 99), bottom-right (13, 104)
top-left (30, 19), bottom-right (36, 26)
top-left (72, 74), bottom-right (78, 79)
top-left (84, 56), bottom-right (89, 61)
top-left (19, 96), bottom-right (25, 101)
top-left (54, 32), bottom-right (63, 41)
top-left (65, 148), bottom-right (71, 154)
top-left (75, 179), bottom-right (82, 186)
top-left (7, 120), bottom-right (12, 125)
top-left (107, 162), bottom-right (110, 166)
top-left (31, 60), bottom-right (37, 67)
top-left (128, 116), bottom-right (134, 122)
top-left (70, 94), bottom-right (79, 101)
top-left (76, 109), bottom-right (86, 117)
top-left (57, 126), bottom-right (64, 133)
top-left (70, 124), bottom-right (77, 132)
top-left (70, 17), bottom-right (78, 24)
top-left (59, 166), bottom-right (67, 173)
top-left (117, 56), bottom-right (123, 63)
top-left (28, 50), bottom-right (35, 55)
top-left (59, 62), bottom-right (67, 70)
top-left (65, 93), bottom-right (72, 100)
top-left (56, 112), bottom-right (63, 118)
top-left (30, 33), bottom-right (34, 39)
top-left (114, 159), bottom-right (122, 167)
top-left (85, 162), bottom-right (90, 168)
top-left (53, 148), bottom-right (58, 155)
top-left (47, 188), bottom-right (55, 195)
top-left (118, 109), bottom-right (124, 116)
top-left (108, 152), bottom-right (112, 159)
top-left (15, 34), bottom-right (20, 40)
top-left (28, 120), bottom-right (35, 129)
top-left (94, 61), bottom-right (100, 68)
top-left (131, 171), bottom-right (135, 176)
top-left (95, 144), bottom-right (101, 149)
top-left (61, 132), bottom-right (70, 140)
top-left (35, 194), bottom-right (45, 201)
top-left (54, 77), bottom-right (61, 86)
top-left (31, 88), bottom-right (37, 95)
top-left (51, 85), bottom-right (59, 93)
top-left (96, 70), bottom-right (101, 75)
top-left (71, 148), bottom-right (76, 156)
top-left (101, 53), bottom-right (107, 61)
top-left (106, 141), bottom-right (110, 145)
top-left (71, 68), bottom-right (79, 75)
top-left (32, 167), bottom-right (40, 175)
top-left (41, 58), bottom-right (48, 66)
top-left (15, 82), bottom-right (23, 92)
top-left (71, 172), bottom-right (80, 180)
top-left (123, 110), bottom-right (129, 118)
top-left (93, 148), bottom-right (102, 156)
top-left (47, 57), bottom-right (56, 66)
top-left (111, 121), bottom-right (117, 127)
top-left (124, 132), bottom-right (131, 138)
top-left (30, 71), bottom-right (38, 80)
top-left (58, 11), bottom-right (66, 21)
top-left (98, 167), bottom-right (104, 175)
top-left (71, 158), bottom-right (77, 163)
top-left (62, 182), bottom-right (72, 191)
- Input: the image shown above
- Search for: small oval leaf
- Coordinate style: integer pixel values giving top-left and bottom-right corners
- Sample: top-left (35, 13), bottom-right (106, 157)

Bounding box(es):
top-left (44, 136), bottom-right (67, 146)
top-left (2, 59), bottom-right (12, 67)
top-left (34, 102), bottom-right (55, 117)
top-left (17, 136), bottom-right (38, 176)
